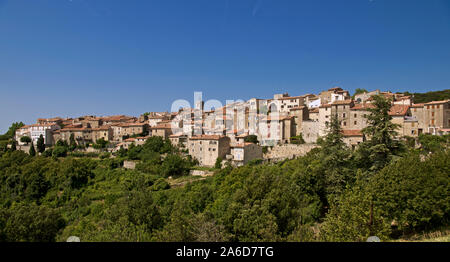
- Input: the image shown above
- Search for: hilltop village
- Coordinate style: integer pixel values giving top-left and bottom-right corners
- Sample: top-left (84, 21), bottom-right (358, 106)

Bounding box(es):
top-left (14, 87), bottom-right (450, 167)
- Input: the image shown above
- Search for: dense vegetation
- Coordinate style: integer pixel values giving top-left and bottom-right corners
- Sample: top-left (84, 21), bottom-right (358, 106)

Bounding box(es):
top-left (404, 89), bottom-right (450, 103)
top-left (0, 96), bottom-right (448, 242)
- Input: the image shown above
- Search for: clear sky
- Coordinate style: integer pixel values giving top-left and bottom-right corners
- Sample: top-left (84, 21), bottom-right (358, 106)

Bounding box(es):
top-left (1, 0), bottom-right (450, 133)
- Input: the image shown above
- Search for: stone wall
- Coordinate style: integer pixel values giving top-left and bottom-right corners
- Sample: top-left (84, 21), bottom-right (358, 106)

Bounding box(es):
top-left (123, 160), bottom-right (136, 169)
top-left (263, 143), bottom-right (318, 161)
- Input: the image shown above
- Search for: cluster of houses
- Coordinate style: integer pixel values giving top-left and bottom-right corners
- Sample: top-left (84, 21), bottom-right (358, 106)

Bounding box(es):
top-left (15, 87), bottom-right (450, 167)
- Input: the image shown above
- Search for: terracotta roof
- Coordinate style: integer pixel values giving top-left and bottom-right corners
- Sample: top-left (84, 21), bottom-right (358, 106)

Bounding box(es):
top-left (117, 122), bottom-right (147, 127)
top-left (289, 106), bottom-right (306, 111)
top-left (232, 142), bottom-right (255, 148)
top-left (189, 135), bottom-right (226, 140)
top-left (169, 133), bottom-right (186, 138)
top-left (278, 96), bottom-right (303, 100)
top-left (424, 100), bottom-right (450, 105)
top-left (101, 115), bottom-right (136, 122)
top-left (124, 138), bottom-right (136, 142)
top-left (350, 103), bottom-right (375, 110)
top-left (331, 99), bottom-right (353, 105)
top-left (389, 105), bottom-right (410, 116)
top-left (342, 130), bottom-right (363, 137)
top-left (150, 123), bottom-right (173, 129)
top-left (411, 103), bottom-right (425, 108)
top-left (92, 125), bottom-right (111, 131)
top-left (319, 104), bottom-right (332, 108)
top-left (440, 128), bottom-right (450, 132)
top-left (309, 108), bottom-right (319, 113)
top-left (328, 87), bottom-right (343, 91)
top-left (60, 127), bottom-right (90, 132)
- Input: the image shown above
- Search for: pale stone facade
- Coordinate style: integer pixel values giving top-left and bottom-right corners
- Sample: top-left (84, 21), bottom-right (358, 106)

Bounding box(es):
top-left (229, 142), bottom-right (263, 166)
top-left (188, 135), bottom-right (231, 167)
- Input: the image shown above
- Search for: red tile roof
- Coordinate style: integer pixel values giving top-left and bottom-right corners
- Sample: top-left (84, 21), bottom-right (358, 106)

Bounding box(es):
top-left (389, 105), bottom-right (409, 116)
top-left (189, 135), bottom-right (226, 140)
top-left (351, 103), bottom-right (375, 110)
top-left (424, 100), bottom-right (450, 105)
top-left (341, 130), bottom-right (363, 137)
top-left (331, 99), bottom-right (353, 105)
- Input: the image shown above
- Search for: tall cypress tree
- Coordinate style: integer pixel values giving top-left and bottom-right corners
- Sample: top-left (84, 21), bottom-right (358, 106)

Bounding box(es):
top-left (10, 139), bottom-right (17, 151)
top-left (37, 134), bottom-right (45, 153)
top-left (29, 141), bottom-right (36, 156)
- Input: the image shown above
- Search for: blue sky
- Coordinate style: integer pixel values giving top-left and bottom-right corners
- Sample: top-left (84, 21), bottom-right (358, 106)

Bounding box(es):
top-left (1, 0), bottom-right (450, 133)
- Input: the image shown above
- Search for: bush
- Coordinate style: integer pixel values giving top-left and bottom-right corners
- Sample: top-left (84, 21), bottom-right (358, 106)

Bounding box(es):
top-left (214, 157), bottom-right (223, 169)
top-left (290, 135), bottom-right (305, 144)
top-left (52, 146), bottom-right (68, 158)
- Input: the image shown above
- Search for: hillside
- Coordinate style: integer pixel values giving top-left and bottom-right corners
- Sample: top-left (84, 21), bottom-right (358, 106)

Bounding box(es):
top-left (404, 89), bottom-right (450, 103)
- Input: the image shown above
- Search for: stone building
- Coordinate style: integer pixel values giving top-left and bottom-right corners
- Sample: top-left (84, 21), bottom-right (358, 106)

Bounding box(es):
top-left (342, 129), bottom-right (365, 149)
top-left (149, 122), bottom-right (173, 139)
top-left (187, 135), bottom-right (231, 167)
top-left (92, 125), bottom-right (113, 142)
top-left (229, 142), bottom-right (263, 166)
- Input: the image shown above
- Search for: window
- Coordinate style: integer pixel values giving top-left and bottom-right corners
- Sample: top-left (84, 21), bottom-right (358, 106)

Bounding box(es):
top-left (354, 121), bottom-right (357, 125)
top-left (354, 114), bottom-right (357, 118)
top-left (436, 105), bottom-right (440, 109)
top-left (343, 121), bottom-right (347, 126)
top-left (432, 105), bottom-right (435, 109)
top-left (343, 113), bottom-right (346, 118)
top-left (432, 112), bottom-right (435, 117)
top-left (431, 119), bottom-right (435, 125)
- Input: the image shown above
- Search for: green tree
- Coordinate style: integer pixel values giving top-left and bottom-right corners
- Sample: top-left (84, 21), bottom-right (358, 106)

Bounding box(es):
top-left (52, 146), bottom-right (68, 158)
top-left (69, 133), bottom-right (77, 151)
top-left (244, 135), bottom-right (259, 144)
top-left (29, 141), bottom-right (36, 156)
top-left (36, 134), bottom-right (45, 153)
top-left (214, 157), bottom-right (223, 169)
top-left (161, 154), bottom-right (190, 178)
top-left (321, 175), bottom-right (391, 242)
top-left (10, 139), bottom-right (16, 151)
top-left (0, 202), bottom-right (65, 242)
top-left (319, 114), bottom-right (353, 201)
top-left (20, 136), bottom-right (31, 144)
top-left (357, 95), bottom-right (404, 171)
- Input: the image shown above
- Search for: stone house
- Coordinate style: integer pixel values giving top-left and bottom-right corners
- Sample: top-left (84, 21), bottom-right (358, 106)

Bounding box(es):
top-left (289, 106), bottom-right (309, 136)
top-left (188, 135), bottom-right (231, 167)
top-left (59, 127), bottom-right (92, 145)
top-left (342, 129), bottom-right (365, 149)
top-left (169, 133), bottom-right (188, 148)
top-left (92, 125), bottom-right (113, 142)
top-left (229, 142), bottom-right (263, 166)
top-left (149, 122), bottom-right (173, 139)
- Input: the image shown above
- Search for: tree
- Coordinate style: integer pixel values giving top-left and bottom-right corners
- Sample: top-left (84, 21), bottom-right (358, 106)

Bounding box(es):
top-left (352, 88), bottom-right (368, 99)
top-left (358, 95), bottom-right (404, 171)
top-left (0, 202), bottom-right (65, 242)
top-left (20, 136), bottom-right (31, 144)
top-left (93, 138), bottom-right (108, 149)
top-left (244, 135), bottom-right (259, 144)
top-left (290, 134), bottom-right (305, 144)
top-left (52, 146), bottom-right (68, 158)
top-left (161, 154), bottom-right (190, 178)
top-left (3, 122), bottom-right (24, 139)
top-left (10, 139), bottom-right (16, 151)
top-left (214, 157), bottom-right (223, 169)
top-left (318, 114), bottom-right (353, 201)
top-left (321, 175), bottom-right (391, 242)
top-left (69, 133), bottom-right (77, 151)
top-left (29, 141), bottom-right (36, 156)
top-left (36, 135), bottom-right (45, 153)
